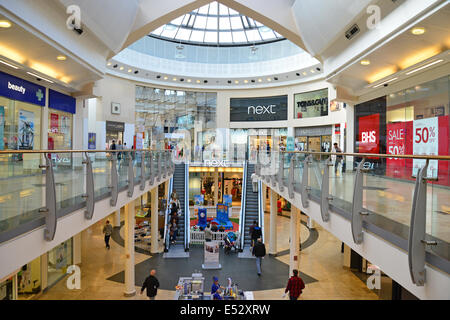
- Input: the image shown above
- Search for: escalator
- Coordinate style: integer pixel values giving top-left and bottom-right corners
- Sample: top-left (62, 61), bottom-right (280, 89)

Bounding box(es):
top-left (239, 162), bottom-right (264, 257)
top-left (163, 163), bottom-right (189, 258)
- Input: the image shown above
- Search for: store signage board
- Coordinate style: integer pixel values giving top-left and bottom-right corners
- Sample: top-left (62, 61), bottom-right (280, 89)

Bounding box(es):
top-left (106, 121), bottom-right (125, 132)
top-left (0, 70), bottom-right (45, 107)
top-left (358, 113), bottom-right (380, 154)
top-left (295, 125), bottom-right (332, 137)
top-left (294, 88), bottom-right (328, 118)
top-left (0, 106), bottom-right (4, 150)
top-left (49, 89), bottom-right (76, 114)
top-left (230, 95), bottom-right (288, 122)
top-left (204, 159), bottom-right (231, 167)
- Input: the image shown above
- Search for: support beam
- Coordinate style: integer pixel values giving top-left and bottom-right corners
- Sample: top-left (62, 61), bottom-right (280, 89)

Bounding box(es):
top-left (123, 202), bottom-right (136, 297)
top-left (114, 209), bottom-right (121, 227)
top-left (269, 189), bottom-right (278, 255)
top-left (289, 206), bottom-right (300, 276)
top-left (214, 168), bottom-right (219, 205)
top-left (151, 187), bottom-right (159, 254)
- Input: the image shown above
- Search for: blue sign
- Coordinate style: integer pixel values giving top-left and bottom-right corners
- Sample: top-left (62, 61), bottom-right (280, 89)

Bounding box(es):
top-left (213, 204), bottom-right (233, 230)
top-left (287, 136), bottom-right (295, 152)
top-left (49, 89), bottom-right (76, 114)
top-left (223, 194), bottom-right (232, 208)
top-left (0, 70), bottom-right (45, 106)
top-left (197, 208), bottom-right (207, 229)
top-left (0, 106), bottom-right (4, 150)
top-left (88, 132), bottom-right (96, 150)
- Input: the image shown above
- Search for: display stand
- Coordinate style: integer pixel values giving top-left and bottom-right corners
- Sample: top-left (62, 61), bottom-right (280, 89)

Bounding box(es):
top-left (202, 241), bottom-right (221, 269)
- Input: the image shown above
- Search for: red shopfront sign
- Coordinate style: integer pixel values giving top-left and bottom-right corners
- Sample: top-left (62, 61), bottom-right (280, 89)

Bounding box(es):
top-left (50, 113), bottom-right (59, 133)
top-left (358, 114), bottom-right (380, 154)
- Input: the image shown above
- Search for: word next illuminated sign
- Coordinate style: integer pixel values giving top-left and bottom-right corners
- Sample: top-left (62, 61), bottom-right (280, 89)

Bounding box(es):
top-left (230, 95), bottom-right (287, 122)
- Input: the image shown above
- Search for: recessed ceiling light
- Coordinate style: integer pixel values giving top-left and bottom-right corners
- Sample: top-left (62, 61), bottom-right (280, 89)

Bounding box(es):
top-left (235, 80), bottom-right (239, 84)
top-left (26, 72), bottom-right (54, 83)
top-left (119, 66), bottom-right (124, 70)
top-left (302, 72), bottom-right (307, 76)
top-left (258, 79), bottom-right (262, 82)
top-left (0, 20), bottom-right (12, 28)
top-left (405, 59), bottom-right (443, 75)
top-left (267, 78), bottom-right (271, 81)
top-left (187, 79), bottom-right (191, 83)
top-left (360, 60), bottom-right (371, 66)
top-left (411, 27), bottom-right (425, 35)
top-left (0, 60), bottom-right (19, 69)
top-left (107, 62), bottom-right (112, 66)
top-left (56, 55), bottom-right (67, 61)
top-left (244, 80), bottom-right (248, 83)
top-left (196, 80), bottom-right (201, 83)
top-left (172, 77), bottom-right (177, 81)
top-left (128, 69), bottom-right (132, 73)
top-left (310, 69), bottom-right (315, 73)
top-left (164, 76), bottom-right (168, 80)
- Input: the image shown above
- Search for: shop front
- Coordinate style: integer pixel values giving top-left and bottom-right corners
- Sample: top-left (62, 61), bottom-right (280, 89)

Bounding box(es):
top-left (295, 125), bottom-right (333, 159)
top-left (47, 238), bottom-right (73, 288)
top-left (294, 88), bottom-right (328, 119)
top-left (355, 75), bottom-right (449, 185)
top-left (106, 120), bottom-right (125, 149)
top-left (0, 70), bottom-right (45, 177)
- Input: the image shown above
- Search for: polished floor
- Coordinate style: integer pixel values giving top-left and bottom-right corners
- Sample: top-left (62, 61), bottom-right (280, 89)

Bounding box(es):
top-left (38, 208), bottom-right (379, 300)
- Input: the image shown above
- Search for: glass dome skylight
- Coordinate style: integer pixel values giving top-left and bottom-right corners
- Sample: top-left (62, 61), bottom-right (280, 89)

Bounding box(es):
top-left (149, 1), bottom-right (284, 46)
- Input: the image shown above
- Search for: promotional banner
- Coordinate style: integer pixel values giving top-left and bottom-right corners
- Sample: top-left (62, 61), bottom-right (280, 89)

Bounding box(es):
top-left (413, 117), bottom-right (439, 179)
top-left (358, 113), bottom-right (380, 154)
top-left (50, 113), bottom-right (59, 133)
top-left (18, 110), bottom-right (35, 150)
top-left (203, 241), bottom-right (221, 269)
top-left (0, 106), bottom-right (4, 150)
top-left (386, 122), bottom-right (406, 169)
top-left (223, 194), bottom-right (232, 208)
top-left (197, 208), bottom-right (207, 229)
top-left (294, 88), bottom-right (328, 118)
top-left (88, 132), bottom-right (96, 150)
top-left (286, 136), bottom-right (295, 152)
top-left (135, 132), bottom-right (144, 150)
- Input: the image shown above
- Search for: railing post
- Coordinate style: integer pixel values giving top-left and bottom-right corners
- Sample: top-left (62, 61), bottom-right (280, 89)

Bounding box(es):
top-left (140, 151), bottom-right (146, 191)
top-left (39, 154), bottom-right (57, 241)
top-left (157, 152), bottom-right (162, 182)
top-left (408, 161), bottom-right (436, 286)
top-left (82, 152), bottom-right (95, 219)
top-left (300, 154), bottom-right (312, 208)
top-left (110, 154), bottom-right (119, 207)
top-left (271, 152), bottom-right (277, 188)
top-left (288, 155), bottom-right (295, 199)
top-left (148, 151), bottom-right (154, 186)
top-left (351, 157), bottom-right (367, 244)
top-left (162, 152), bottom-right (167, 179)
top-left (320, 156), bottom-right (334, 222)
top-left (278, 152), bottom-right (285, 192)
top-left (127, 153), bottom-right (134, 197)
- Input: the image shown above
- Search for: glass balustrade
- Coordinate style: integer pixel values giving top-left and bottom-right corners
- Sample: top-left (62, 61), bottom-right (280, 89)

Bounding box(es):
top-left (0, 149), bottom-right (171, 244)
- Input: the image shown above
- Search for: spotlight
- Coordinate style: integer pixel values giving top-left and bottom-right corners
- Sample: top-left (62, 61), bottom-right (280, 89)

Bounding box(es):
top-left (251, 80), bottom-right (255, 83)
top-left (274, 77), bottom-right (278, 81)
top-left (316, 67), bottom-right (321, 71)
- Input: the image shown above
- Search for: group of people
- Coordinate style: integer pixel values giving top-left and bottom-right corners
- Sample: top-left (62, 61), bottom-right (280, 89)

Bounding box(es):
top-left (168, 190), bottom-right (181, 244)
top-left (109, 140), bottom-right (129, 160)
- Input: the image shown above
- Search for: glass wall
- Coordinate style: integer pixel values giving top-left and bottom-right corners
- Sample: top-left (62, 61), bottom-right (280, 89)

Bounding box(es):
top-left (48, 109), bottom-right (73, 165)
top-left (294, 88), bottom-right (328, 119)
top-left (47, 238), bottom-right (73, 288)
top-left (135, 86), bottom-right (217, 161)
top-left (17, 257), bottom-right (41, 297)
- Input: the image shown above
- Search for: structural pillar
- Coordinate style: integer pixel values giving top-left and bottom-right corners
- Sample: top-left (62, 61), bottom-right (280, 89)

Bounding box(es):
top-left (165, 180), bottom-right (169, 199)
top-left (114, 209), bottom-right (121, 227)
top-left (289, 206), bottom-right (300, 276)
top-left (123, 201), bottom-right (136, 297)
top-left (151, 187), bottom-right (159, 253)
top-left (214, 168), bottom-right (219, 205)
top-left (269, 189), bottom-right (278, 255)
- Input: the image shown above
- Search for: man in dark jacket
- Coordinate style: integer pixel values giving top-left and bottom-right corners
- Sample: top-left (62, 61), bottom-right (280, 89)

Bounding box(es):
top-left (252, 238), bottom-right (266, 276)
top-left (140, 269), bottom-right (160, 300)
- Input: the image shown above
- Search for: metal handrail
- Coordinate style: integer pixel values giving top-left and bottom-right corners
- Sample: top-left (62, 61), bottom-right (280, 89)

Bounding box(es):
top-left (163, 177), bottom-right (174, 252)
top-left (280, 151), bottom-right (450, 161)
top-left (257, 180), bottom-right (264, 244)
top-left (0, 148), bottom-right (170, 154)
top-left (184, 162), bottom-right (190, 251)
top-left (238, 160), bottom-right (248, 251)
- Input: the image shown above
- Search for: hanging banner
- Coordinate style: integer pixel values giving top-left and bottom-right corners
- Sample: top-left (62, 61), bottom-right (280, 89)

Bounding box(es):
top-left (88, 132), bottom-right (96, 150)
top-left (50, 113), bottom-right (59, 133)
top-left (0, 106), bottom-right (4, 150)
top-left (18, 110), bottom-right (35, 150)
top-left (413, 117), bottom-right (439, 179)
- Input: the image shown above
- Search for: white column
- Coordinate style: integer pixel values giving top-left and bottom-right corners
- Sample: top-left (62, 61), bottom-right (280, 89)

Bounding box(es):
top-left (114, 209), bottom-right (121, 227)
top-left (151, 187), bottom-right (159, 253)
top-left (269, 189), bottom-right (277, 255)
top-left (165, 180), bottom-right (169, 199)
top-left (40, 253), bottom-right (48, 291)
top-left (123, 202), bottom-right (136, 297)
top-left (214, 168), bottom-right (219, 205)
top-left (289, 206), bottom-right (300, 276)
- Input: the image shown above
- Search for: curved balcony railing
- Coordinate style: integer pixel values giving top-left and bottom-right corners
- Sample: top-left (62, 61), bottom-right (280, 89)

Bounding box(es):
top-left (0, 149), bottom-right (174, 244)
top-left (253, 151), bottom-right (450, 287)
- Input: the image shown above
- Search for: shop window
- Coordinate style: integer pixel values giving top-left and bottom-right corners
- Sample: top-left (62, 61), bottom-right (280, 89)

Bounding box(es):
top-left (47, 239), bottom-right (73, 288)
top-left (294, 88), bottom-right (329, 119)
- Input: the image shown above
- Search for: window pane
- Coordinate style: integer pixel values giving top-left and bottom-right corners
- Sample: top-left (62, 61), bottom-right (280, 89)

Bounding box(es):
top-left (206, 17), bottom-right (217, 30)
top-left (208, 2), bottom-right (218, 15)
top-left (161, 27), bottom-right (178, 38)
top-left (198, 4), bottom-right (209, 14)
top-left (170, 16), bottom-right (184, 26)
top-left (219, 17), bottom-right (231, 30)
top-left (175, 28), bottom-right (191, 40)
top-left (260, 30), bottom-right (276, 40)
top-left (151, 26), bottom-right (164, 36)
top-left (219, 3), bottom-right (229, 15)
top-left (219, 32), bottom-right (233, 43)
top-left (245, 29), bottom-right (261, 42)
top-left (232, 31), bottom-right (246, 42)
top-left (230, 16), bottom-right (243, 29)
top-left (190, 30), bottom-right (204, 42)
top-left (194, 16), bottom-right (207, 29)
top-left (204, 31), bottom-right (217, 43)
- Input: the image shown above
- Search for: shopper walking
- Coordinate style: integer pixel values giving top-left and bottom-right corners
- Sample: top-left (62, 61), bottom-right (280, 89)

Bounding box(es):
top-left (252, 238), bottom-right (266, 276)
top-left (333, 143), bottom-right (343, 174)
top-left (204, 223), bottom-right (213, 242)
top-left (102, 220), bottom-right (113, 249)
top-left (284, 269), bottom-right (305, 300)
top-left (250, 221), bottom-right (261, 248)
top-left (140, 269), bottom-right (160, 300)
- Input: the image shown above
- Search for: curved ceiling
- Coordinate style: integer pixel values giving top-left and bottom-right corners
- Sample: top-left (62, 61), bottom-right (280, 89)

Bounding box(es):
top-left (149, 1), bottom-right (284, 46)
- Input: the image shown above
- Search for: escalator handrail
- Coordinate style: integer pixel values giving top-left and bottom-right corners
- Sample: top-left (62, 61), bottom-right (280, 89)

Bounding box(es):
top-left (163, 176), bottom-right (174, 251)
top-left (239, 160), bottom-right (248, 250)
top-left (257, 179), bottom-right (264, 244)
top-left (184, 162), bottom-right (190, 251)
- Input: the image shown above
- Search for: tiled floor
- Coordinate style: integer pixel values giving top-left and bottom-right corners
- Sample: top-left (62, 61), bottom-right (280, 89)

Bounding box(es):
top-left (38, 210), bottom-right (379, 300)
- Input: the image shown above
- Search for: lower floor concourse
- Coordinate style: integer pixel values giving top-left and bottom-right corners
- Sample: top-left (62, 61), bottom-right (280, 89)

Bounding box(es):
top-left (37, 208), bottom-right (380, 300)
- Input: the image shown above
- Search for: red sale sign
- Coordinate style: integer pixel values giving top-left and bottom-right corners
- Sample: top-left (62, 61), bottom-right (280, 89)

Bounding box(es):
top-left (50, 113), bottom-right (59, 133)
top-left (386, 122), bottom-right (406, 170)
top-left (358, 114), bottom-right (380, 154)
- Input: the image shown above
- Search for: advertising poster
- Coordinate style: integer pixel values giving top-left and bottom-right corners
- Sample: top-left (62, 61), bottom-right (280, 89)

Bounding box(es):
top-left (413, 117), bottom-right (439, 179)
top-left (203, 241), bottom-right (221, 269)
top-left (223, 194), bottom-right (232, 208)
top-left (50, 113), bottom-right (59, 133)
top-left (194, 194), bottom-right (204, 207)
top-left (18, 109), bottom-right (34, 150)
top-left (135, 132), bottom-right (143, 150)
top-left (197, 208), bottom-right (207, 229)
top-left (88, 132), bottom-right (96, 150)
top-left (0, 106), bottom-right (4, 150)
top-left (294, 88), bottom-right (328, 118)
top-left (358, 113), bottom-right (380, 154)
top-left (386, 122), bottom-right (406, 172)
top-left (286, 136), bottom-right (295, 152)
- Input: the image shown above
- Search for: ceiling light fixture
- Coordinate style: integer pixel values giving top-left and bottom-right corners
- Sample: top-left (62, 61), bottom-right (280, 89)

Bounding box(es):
top-left (56, 55), bottom-right (67, 61)
top-left (360, 60), bottom-right (370, 66)
top-left (164, 76), bottom-right (168, 80)
top-left (0, 20), bottom-right (12, 28)
top-left (258, 79), bottom-right (262, 82)
top-left (187, 79), bottom-right (191, 83)
top-left (267, 78), bottom-right (271, 81)
top-left (26, 72), bottom-right (54, 83)
top-left (128, 69), bottom-right (132, 73)
top-left (172, 77), bottom-right (177, 81)
top-left (405, 59), bottom-right (443, 75)
top-left (235, 80), bottom-right (239, 84)
top-left (411, 27), bottom-right (425, 35)
top-left (0, 59), bottom-right (19, 69)
top-left (310, 69), bottom-right (315, 73)
top-left (119, 66), bottom-right (124, 70)
top-left (196, 80), bottom-right (201, 83)
top-left (244, 80), bottom-right (248, 83)
top-left (107, 62), bottom-right (112, 66)
top-left (302, 72), bottom-right (307, 76)
top-left (372, 77), bottom-right (398, 88)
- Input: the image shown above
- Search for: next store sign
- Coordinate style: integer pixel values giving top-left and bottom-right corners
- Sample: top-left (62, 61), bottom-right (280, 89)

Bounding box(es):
top-left (0, 70), bottom-right (46, 107)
